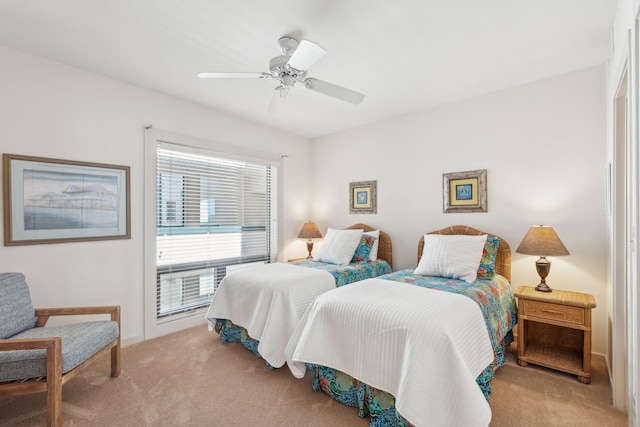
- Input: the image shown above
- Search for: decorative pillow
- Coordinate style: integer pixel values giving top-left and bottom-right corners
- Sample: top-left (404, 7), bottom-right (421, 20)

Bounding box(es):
top-left (364, 230), bottom-right (381, 261)
top-left (351, 234), bottom-right (377, 263)
top-left (477, 237), bottom-right (500, 279)
top-left (413, 234), bottom-right (488, 283)
top-left (314, 228), bottom-right (364, 265)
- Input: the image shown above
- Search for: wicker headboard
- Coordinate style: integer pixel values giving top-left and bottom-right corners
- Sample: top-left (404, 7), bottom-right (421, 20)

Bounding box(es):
top-left (417, 225), bottom-right (511, 283)
top-left (345, 223), bottom-right (393, 269)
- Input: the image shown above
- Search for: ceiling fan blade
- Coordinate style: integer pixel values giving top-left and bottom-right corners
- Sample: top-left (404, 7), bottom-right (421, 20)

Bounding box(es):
top-left (287, 40), bottom-right (326, 71)
top-left (197, 72), bottom-right (265, 79)
top-left (303, 78), bottom-right (365, 104)
top-left (267, 86), bottom-right (290, 113)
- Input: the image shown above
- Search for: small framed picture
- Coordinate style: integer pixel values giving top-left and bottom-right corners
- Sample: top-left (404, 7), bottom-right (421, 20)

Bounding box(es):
top-left (443, 169), bottom-right (487, 213)
top-left (349, 180), bottom-right (377, 214)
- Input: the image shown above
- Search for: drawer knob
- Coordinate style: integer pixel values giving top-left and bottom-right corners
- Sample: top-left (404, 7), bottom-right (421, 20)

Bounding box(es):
top-left (541, 309), bottom-right (563, 315)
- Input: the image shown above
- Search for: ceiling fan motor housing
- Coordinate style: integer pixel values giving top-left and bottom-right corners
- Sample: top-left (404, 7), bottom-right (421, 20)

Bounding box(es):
top-left (268, 55), bottom-right (306, 84)
top-left (269, 55), bottom-right (290, 77)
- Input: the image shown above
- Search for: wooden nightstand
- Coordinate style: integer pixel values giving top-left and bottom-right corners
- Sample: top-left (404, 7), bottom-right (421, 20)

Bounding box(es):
top-left (514, 285), bottom-right (596, 384)
top-left (287, 257), bottom-right (308, 262)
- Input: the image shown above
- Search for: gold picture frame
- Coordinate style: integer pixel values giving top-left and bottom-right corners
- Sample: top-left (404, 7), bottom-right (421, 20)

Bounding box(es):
top-left (443, 169), bottom-right (487, 213)
top-left (349, 180), bottom-right (377, 214)
top-left (3, 154), bottom-right (131, 245)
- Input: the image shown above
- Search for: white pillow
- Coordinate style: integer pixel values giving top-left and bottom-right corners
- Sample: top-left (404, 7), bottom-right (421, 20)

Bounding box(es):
top-left (314, 228), bottom-right (364, 265)
top-left (364, 230), bottom-right (381, 261)
top-left (413, 234), bottom-right (488, 283)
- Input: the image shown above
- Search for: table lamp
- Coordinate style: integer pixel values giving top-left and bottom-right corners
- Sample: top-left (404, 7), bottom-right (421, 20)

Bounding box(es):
top-left (515, 225), bottom-right (569, 292)
top-left (298, 222), bottom-right (323, 258)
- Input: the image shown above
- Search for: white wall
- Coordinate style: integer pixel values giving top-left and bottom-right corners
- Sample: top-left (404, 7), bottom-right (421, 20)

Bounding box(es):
top-left (311, 65), bottom-right (609, 355)
top-left (0, 45), bottom-right (312, 344)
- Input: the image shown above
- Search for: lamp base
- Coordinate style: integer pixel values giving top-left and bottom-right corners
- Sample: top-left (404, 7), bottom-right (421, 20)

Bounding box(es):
top-left (306, 240), bottom-right (314, 259)
top-left (535, 282), bottom-right (552, 292)
top-left (534, 257), bottom-right (553, 292)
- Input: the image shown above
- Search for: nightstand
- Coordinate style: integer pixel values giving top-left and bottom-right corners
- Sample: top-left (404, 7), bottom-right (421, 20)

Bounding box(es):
top-left (287, 257), bottom-right (308, 262)
top-left (514, 285), bottom-right (596, 384)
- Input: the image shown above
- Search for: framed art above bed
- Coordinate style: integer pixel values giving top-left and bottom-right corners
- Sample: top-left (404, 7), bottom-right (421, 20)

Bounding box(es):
top-left (443, 169), bottom-right (487, 213)
top-left (349, 180), bottom-right (377, 214)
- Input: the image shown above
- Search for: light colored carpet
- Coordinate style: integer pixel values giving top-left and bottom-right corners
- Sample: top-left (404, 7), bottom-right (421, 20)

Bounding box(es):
top-left (490, 345), bottom-right (627, 426)
top-left (0, 325), bottom-right (628, 426)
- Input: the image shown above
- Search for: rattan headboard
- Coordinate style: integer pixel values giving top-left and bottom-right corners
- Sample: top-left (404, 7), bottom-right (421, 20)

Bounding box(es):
top-left (417, 225), bottom-right (511, 283)
top-left (345, 223), bottom-right (393, 269)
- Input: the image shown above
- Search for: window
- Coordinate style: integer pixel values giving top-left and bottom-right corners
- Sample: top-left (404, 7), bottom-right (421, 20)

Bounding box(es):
top-left (153, 142), bottom-right (278, 322)
top-left (158, 267), bottom-right (217, 315)
top-left (158, 173), bottom-right (184, 226)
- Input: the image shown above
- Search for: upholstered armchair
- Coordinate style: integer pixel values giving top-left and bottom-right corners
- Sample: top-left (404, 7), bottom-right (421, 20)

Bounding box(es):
top-left (0, 272), bottom-right (121, 427)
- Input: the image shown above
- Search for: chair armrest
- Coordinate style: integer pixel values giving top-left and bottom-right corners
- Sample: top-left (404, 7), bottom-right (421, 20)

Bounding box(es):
top-left (0, 336), bottom-right (61, 351)
top-left (0, 337), bottom-right (63, 407)
top-left (34, 306), bottom-right (120, 327)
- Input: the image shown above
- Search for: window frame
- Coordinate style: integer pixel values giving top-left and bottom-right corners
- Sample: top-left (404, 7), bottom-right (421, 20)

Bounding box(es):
top-left (144, 128), bottom-right (281, 340)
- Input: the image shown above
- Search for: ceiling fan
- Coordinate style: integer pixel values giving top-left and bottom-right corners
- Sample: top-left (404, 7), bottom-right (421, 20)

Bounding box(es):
top-left (197, 36), bottom-right (365, 111)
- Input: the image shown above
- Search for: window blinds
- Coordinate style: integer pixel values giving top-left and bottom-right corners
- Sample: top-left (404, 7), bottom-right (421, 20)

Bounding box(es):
top-left (155, 143), bottom-right (277, 319)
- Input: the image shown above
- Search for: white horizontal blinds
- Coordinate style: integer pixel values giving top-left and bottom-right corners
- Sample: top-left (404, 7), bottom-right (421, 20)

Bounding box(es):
top-left (155, 143), bottom-right (277, 319)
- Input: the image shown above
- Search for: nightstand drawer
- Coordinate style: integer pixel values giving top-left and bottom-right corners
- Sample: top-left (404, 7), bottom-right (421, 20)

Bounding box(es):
top-left (522, 300), bottom-right (584, 325)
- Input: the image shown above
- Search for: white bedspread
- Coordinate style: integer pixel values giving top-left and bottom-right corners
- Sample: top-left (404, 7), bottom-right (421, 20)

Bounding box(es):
top-left (285, 278), bottom-right (494, 427)
top-left (205, 262), bottom-right (335, 368)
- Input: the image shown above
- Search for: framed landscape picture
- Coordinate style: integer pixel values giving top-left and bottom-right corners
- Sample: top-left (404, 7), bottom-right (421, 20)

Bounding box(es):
top-left (3, 154), bottom-right (130, 245)
top-left (349, 180), bottom-right (377, 214)
top-left (443, 169), bottom-right (487, 213)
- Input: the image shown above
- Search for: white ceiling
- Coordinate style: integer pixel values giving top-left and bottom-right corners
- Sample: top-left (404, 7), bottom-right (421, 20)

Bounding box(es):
top-left (0, 0), bottom-right (618, 139)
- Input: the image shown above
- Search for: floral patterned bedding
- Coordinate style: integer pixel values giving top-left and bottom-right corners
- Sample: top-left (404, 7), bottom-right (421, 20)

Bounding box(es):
top-left (214, 259), bottom-right (392, 365)
top-left (309, 269), bottom-right (517, 426)
top-left (289, 259), bottom-right (393, 285)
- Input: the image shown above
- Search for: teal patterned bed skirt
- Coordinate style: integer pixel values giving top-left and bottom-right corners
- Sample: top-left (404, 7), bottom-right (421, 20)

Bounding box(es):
top-left (215, 319), bottom-right (274, 368)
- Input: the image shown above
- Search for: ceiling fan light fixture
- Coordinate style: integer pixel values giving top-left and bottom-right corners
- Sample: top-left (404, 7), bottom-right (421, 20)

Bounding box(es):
top-left (281, 74), bottom-right (296, 88)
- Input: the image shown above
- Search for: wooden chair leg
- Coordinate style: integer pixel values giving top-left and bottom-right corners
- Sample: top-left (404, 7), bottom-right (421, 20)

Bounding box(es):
top-left (111, 344), bottom-right (121, 378)
top-left (46, 337), bottom-right (63, 427)
top-left (111, 306), bottom-right (121, 377)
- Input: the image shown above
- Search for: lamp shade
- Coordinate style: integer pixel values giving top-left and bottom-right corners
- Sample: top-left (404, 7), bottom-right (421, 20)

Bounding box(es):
top-left (515, 226), bottom-right (569, 256)
top-left (297, 222), bottom-right (322, 239)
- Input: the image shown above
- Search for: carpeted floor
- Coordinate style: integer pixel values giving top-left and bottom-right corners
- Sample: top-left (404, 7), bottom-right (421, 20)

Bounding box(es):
top-left (0, 325), bottom-right (628, 426)
top-left (490, 345), bottom-right (627, 426)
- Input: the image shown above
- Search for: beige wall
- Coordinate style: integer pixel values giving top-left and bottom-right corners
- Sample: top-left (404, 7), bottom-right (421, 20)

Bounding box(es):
top-left (0, 45), bottom-right (312, 344)
top-left (310, 65), bottom-right (609, 355)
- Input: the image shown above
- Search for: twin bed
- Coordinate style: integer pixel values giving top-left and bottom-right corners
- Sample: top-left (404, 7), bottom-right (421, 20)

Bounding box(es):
top-left (206, 224), bottom-right (517, 427)
top-left (286, 225), bottom-right (517, 427)
top-left (205, 223), bottom-right (393, 368)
